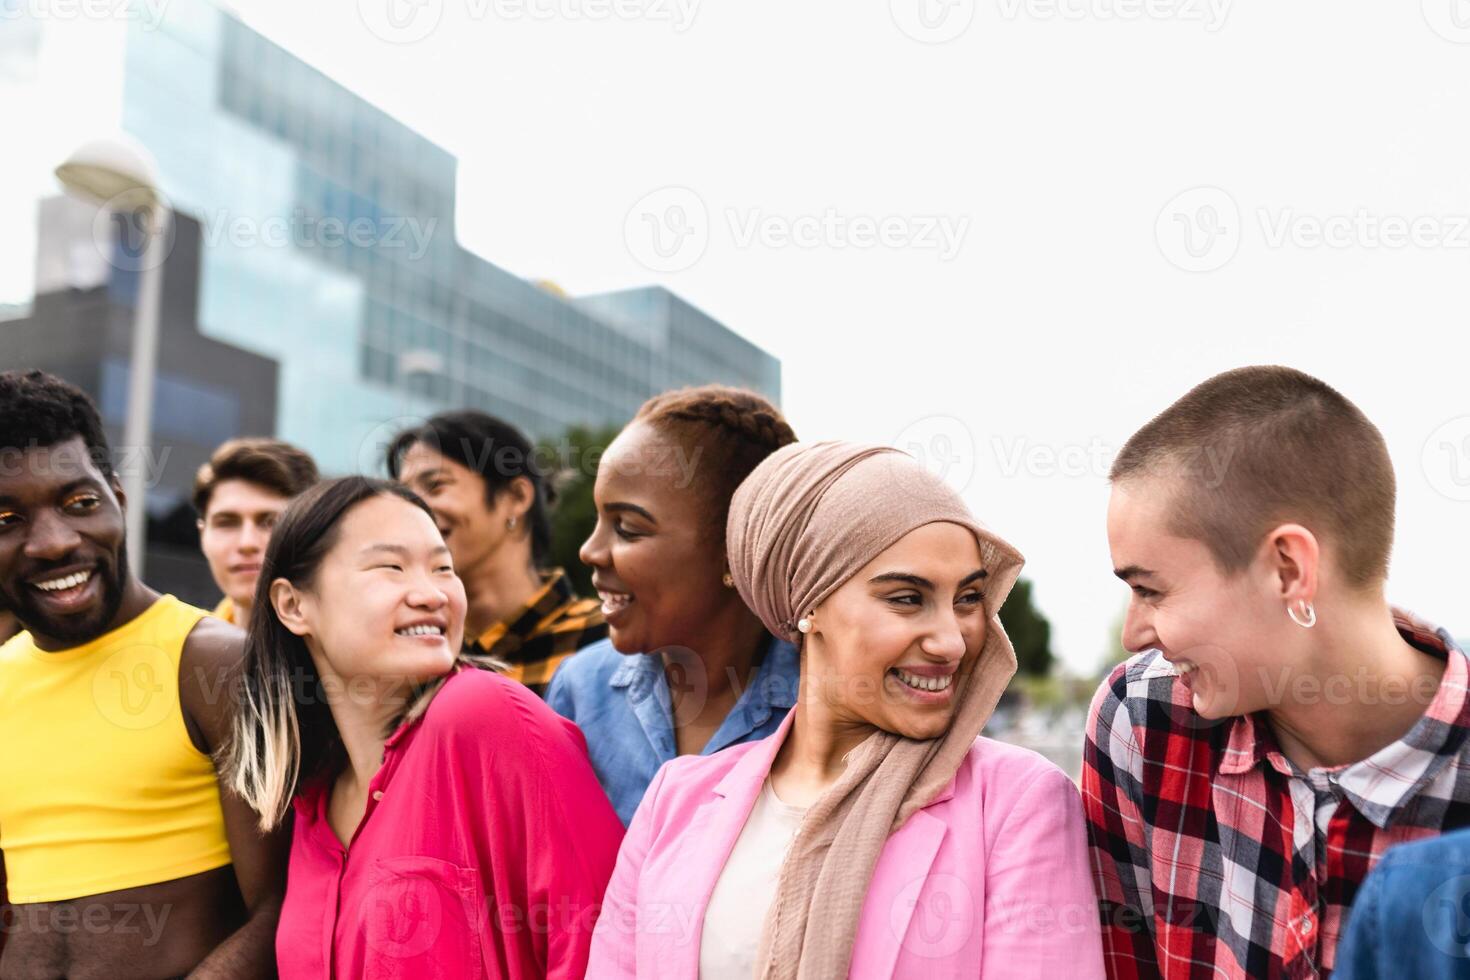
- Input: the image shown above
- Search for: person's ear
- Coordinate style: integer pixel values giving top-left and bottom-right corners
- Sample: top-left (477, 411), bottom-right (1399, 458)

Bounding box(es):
top-left (504, 475), bottom-right (536, 521)
top-left (270, 578), bottom-right (313, 638)
top-left (1264, 523), bottom-right (1319, 606)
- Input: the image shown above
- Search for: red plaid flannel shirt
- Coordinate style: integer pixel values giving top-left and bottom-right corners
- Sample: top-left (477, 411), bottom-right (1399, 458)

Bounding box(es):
top-left (1083, 609), bottom-right (1470, 979)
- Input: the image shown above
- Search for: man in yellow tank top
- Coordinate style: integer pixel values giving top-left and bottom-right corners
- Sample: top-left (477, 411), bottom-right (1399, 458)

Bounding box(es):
top-left (0, 370), bottom-right (287, 979)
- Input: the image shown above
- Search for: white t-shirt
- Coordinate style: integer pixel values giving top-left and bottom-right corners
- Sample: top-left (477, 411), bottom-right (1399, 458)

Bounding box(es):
top-left (698, 777), bottom-right (810, 979)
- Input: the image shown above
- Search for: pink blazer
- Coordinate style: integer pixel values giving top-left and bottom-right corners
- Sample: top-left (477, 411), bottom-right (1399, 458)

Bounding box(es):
top-left (589, 709), bottom-right (1104, 979)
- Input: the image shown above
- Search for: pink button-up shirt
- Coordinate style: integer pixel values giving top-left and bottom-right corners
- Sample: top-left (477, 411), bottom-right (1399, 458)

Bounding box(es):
top-left (276, 667), bottom-right (624, 979)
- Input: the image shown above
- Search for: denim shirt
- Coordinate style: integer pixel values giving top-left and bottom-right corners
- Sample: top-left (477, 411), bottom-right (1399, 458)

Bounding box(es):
top-left (546, 636), bottom-right (800, 825)
top-left (1335, 828), bottom-right (1470, 979)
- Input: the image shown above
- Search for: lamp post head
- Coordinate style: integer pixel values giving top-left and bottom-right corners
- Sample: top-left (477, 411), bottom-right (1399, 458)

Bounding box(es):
top-left (54, 133), bottom-right (161, 209)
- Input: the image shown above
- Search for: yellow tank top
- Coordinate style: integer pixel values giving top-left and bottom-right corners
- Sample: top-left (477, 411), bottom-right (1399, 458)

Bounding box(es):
top-left (0, 595), bottom-right (233, 902)
top-left (211, 595), bottom-right (236, 625)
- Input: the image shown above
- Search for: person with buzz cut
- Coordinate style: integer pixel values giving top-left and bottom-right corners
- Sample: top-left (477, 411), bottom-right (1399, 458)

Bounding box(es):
top-left (194, 436), bottom-right (319, 628)
top-left (1085, 365), bottom-right (1470, 979)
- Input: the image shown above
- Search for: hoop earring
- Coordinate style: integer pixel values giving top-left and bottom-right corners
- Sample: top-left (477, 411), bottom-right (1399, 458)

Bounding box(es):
top-left (1287, 599), bottom-right (1317, 629)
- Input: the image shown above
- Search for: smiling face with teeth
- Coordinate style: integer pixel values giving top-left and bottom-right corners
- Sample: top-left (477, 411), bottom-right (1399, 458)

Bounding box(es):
top-left (0, 436), bottom-right (136, 648)
top-left (268, 493), bottom-right (467, 693)
top-left (579, 422), bottom-right (758, 658)
top-left (1108, 477), bottom-right (1317, 720)
top-left (801, 522), bottom-right (990, 742)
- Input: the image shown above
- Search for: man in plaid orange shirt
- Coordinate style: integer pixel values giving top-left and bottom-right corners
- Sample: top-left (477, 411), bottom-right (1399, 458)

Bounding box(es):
top-left (1084, 365), bottom-right (1470, 978)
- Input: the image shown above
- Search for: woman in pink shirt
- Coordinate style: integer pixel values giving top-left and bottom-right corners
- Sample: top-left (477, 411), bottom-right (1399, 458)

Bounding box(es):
top-left (590, 442), bottom-right (1104, 979)
top-left (222, 476), bottom-right (623, 979)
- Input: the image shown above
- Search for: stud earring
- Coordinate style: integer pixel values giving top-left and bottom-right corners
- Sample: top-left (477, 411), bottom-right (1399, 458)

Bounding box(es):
top-left (797, 616), bottom-right (813, 634)
top-left (506, 517), bottom-right (518, 531)
top-left (722, 572), bottom-right (734, 588)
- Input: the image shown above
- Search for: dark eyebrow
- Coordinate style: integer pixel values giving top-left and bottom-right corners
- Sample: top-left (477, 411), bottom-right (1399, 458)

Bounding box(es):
top-left (871, 572), bottom-right (931, 589)
top-left (0, 479), bottom-right (102, 506)
top-left (872, 569), bottom-right (989, 590)
top-left (1114, 565), bottom-right (1155, 583)
top-left (606, 502), bottom-right (656, 524)
top-left (361, 543), bottom-right (451, 559)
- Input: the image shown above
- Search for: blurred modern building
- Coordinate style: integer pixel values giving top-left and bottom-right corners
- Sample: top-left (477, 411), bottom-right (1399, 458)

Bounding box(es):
top-left (7, 199), bottom-right (279, 600)
top-left (1, 0), bottom-right (779, 602)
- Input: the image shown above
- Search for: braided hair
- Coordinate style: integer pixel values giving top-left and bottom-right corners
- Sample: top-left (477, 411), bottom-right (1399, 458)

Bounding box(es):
top-left (634, 385), bottom-right (796, 540)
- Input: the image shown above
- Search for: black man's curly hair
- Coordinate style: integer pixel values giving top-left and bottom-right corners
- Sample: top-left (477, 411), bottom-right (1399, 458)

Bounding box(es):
top-left (0, 370), bottom-right (115, 483)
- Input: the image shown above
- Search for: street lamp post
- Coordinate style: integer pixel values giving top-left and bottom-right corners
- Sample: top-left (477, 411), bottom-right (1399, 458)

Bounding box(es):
top-left (54, 134), bottom-right (170, 577)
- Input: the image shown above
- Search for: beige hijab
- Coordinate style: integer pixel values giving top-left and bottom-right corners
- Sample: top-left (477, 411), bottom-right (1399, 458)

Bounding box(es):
top-left (725, 441), bottom-right (1025, 980)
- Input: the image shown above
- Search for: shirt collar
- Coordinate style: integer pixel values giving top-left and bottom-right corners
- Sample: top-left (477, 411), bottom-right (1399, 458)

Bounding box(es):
top-left (609, 649), bottom-right (661, 689)
top-left (609, 635), bottom-right (799, 710)
top-left (472, 568), bottom-right (574, 655)
top-left (608, 636), bottom-right (800, 760)
top-left (1218, 608), bottom-right (1470, 828)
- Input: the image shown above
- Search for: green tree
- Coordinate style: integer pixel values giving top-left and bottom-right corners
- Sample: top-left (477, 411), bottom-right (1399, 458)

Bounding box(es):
top-left (1095, 604), bottom-right (1132, 679)
top-left (999, 577), bottom-right (1055, 677)
top-left (542, 425), bottom-right (621, 597)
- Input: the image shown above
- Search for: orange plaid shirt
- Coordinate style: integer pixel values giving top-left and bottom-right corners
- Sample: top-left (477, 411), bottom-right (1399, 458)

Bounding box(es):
top-left (468, 568), bottom-right (606, 697)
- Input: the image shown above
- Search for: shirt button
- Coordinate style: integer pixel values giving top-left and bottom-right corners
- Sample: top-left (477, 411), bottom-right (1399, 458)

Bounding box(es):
top-left (372, 790), bottom-right (384, 801)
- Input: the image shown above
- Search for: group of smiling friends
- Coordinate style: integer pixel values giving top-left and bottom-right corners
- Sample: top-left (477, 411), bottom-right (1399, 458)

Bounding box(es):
top-left (0, 364), bottom-right (1464, 979)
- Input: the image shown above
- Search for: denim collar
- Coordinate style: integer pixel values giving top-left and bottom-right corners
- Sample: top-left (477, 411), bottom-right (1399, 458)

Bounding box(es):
top-left (608, 636), bottom-right (799, 760)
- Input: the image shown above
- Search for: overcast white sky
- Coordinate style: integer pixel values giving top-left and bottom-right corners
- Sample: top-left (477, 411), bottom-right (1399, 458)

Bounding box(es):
top-left (10, 0), bottom-right (1470, 672)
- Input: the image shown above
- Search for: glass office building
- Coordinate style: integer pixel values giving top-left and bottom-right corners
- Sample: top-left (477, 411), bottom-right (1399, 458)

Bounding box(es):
top-left (4, 0), bottom-right (780, 480)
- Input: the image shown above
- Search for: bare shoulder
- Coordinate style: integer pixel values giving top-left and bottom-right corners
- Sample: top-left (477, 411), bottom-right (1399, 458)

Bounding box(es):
top-left (178, 613), bottom-right (247, 752)
top-left (180, 612), bottom-right (246, 668)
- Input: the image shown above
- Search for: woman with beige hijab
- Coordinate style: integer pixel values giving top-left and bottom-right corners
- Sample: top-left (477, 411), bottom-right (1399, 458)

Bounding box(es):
top-left (588, 442), bottom-right (1103, 978)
